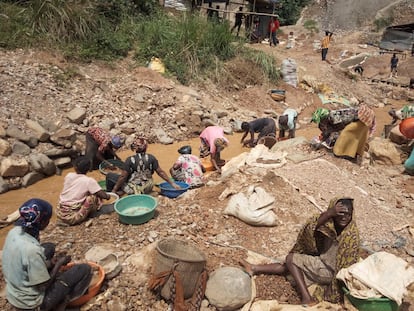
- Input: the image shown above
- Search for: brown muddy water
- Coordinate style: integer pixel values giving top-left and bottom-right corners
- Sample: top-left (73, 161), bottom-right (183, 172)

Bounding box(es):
top-left (0, 105), bottom-right (403, 247)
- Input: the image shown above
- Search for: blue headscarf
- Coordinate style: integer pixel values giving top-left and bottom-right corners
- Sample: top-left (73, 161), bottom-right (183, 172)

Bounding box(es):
top-left (16, 198), bottom-right (53, 239)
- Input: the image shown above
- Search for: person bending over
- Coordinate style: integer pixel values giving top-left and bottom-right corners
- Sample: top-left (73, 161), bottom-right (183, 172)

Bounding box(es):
top-left (240, 118), bottom-right (276, 147)
top-left (199, 126), bottom-right (229, 173)
top-left (278, 108), bottom-right (298, 140)
top-left (85, 126), bottom-right (122, 170)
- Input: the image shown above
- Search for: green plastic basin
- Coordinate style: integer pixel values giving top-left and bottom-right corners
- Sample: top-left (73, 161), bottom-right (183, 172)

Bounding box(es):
top-left (114, 194), bottom-right (157, 225)
top-left (343, 287), bottom-right (399, 311)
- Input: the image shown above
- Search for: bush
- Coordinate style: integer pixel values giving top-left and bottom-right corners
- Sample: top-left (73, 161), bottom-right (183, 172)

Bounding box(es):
top-left (303, 19), bottom-right (318, 34)
top-left (374, 16), bottom-right (394, 32)
top-left (239, 48), bottom-right (280, 82)
top-left (134, 13), bottom-right (235, 84)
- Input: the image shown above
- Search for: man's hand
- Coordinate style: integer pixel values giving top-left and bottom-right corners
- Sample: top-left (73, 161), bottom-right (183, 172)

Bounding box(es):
top-left (56, 255), bottom-right (71, 266)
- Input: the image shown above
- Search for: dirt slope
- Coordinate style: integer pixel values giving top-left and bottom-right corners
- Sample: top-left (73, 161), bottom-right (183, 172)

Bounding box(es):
top-left (0, 3), bottom-right (413, 310)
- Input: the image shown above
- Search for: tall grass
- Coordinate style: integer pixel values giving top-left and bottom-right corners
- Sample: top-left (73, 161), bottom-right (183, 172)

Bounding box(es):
top-left (134, 13), bottom-right (235, 84)
top-left (0, 1), bottom-right (280, 86)
top-left (240, 48), bottom-right (280, 82)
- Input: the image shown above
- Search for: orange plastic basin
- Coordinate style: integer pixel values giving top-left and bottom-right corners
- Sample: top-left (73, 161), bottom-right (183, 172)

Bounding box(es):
top-left (201, 157), bottom-right (214, 171)
top-left (399, 117), bottom-right (414, 139)
top-left (61, 261), bottom-right (105, 307)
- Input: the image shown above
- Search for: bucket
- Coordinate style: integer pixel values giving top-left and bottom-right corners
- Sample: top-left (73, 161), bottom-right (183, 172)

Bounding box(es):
top-left (154, 239), bottom-right (206, 300)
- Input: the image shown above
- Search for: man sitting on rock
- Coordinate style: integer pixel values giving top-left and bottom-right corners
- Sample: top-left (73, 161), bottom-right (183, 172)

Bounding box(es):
top-left (107, 137), bottom-right (180, 195)
top-left (240, 197), bottom-right (360, 306)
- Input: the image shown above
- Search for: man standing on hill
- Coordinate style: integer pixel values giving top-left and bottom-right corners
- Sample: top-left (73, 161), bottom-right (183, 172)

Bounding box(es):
top-left (268, 16), bottom-right (280, 47)
top-left (390, 53), bottom-right (399, 77)
top-left (321, 31), bottom-right (333, 62)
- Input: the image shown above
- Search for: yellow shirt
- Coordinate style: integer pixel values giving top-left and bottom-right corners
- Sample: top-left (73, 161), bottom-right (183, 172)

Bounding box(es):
top-left (321, 35), bottom-right (331, 49)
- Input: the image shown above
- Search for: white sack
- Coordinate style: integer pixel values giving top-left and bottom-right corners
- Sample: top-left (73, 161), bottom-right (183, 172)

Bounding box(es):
top-left (337, 251), bottom-right (414, 305)
top-left (224, 186), bottom-right (278, 226)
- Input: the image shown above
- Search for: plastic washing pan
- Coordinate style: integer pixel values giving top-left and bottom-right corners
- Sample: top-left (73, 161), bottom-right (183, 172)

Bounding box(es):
top-left (114, 194), bottom-right (158, 225)
top-left (159, 181), bottom-right (189, 198)
top-left (98, 159), bottom-right (125, 175)
top-left (342, 287), bottom-right (399, 311)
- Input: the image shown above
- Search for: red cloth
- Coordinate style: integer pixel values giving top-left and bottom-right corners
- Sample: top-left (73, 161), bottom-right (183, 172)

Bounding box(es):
top-left (269, 19), bottom-right (279, 32)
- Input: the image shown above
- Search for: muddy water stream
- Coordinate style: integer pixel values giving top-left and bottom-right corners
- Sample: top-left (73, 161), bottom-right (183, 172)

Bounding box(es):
top-left (0, 105), bottom-right (402, 247)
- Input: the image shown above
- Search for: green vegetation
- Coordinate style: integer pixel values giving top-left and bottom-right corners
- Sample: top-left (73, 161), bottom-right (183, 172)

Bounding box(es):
top-left (240, 49), bottom-right (280, 82)
top-left (278, 0), bottom-right (311, 25)
top-left (0, 0), bottom-right (280, 85)
top-left (303, 19), bottom-right (318, 34)
top-left (373, 15), bottom-right (394, 32)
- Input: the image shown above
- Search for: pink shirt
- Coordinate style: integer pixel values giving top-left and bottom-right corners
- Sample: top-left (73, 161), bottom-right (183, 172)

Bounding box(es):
top-left (59, 173), bottom-right (102, 204)
top-left (199, 126), bottom-right (229, 155)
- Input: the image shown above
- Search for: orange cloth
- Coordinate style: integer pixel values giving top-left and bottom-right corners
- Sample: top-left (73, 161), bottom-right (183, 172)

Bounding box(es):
top-left (321, 35), bottom-right (331, 49)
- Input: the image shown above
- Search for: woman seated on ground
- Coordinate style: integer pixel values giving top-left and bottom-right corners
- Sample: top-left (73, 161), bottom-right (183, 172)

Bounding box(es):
top-left (240, 197), bottom-right (360, 306)
top-left (2, 199), bottom-right (92, 310)
top-left (57, 156), bottom-right (110, 225)
top-left (107, 137), bottom-right (180, 195)
top-left (170, 145), bottom-right (206, 188)
top-left (199, 126), bottom-right (229, 173)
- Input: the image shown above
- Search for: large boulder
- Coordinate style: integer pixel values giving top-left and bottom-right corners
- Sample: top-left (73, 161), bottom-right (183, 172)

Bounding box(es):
top-left (369, 137), bottom-right (402, 165)
top-left (0, 139), bottom-right (12, 156)
top-left (22, 172), bottom-right (45, 187)
top-left (25, 119), bottom-right (50, 142)
top-left (29, 153), bottom-right (56, 176)
top-left (205, 266), bottom-right (251, 311)
top-left (12, 141), bottom-right (31, 156)
top-left (49, 128), bottom-right (77, 148)
top-left (67, 107), bottom-right (87, 125)
top-left (6, 125), bottom-right (30, 142)
top-left (0, 157), bottom-right (30, 177)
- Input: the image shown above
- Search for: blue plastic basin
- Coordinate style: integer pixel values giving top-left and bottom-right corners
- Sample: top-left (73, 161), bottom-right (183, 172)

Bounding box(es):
top-left (159, 181), bottom-right (189, 198)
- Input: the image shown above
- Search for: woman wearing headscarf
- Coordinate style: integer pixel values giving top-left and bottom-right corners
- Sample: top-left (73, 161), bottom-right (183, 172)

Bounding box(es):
top-left (107, 137), bottom-right (180, 195)
top-left (240, 197), bottom-right (360, 306)
top-left (85, 126), bottom-right (123, 170)
top-left (199, 126), bottom-right (229, 173)
top-left (311, 107), bottom-right (356, 149)
top-left (2, 199), bottom-right (92, 310)
top-left (170, 145), bottom-right (206, 188)
top-left (57, 156), bottom-right (110, 225)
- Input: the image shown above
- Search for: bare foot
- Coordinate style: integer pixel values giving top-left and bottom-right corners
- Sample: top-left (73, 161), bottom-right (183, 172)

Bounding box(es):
top-left (239, 259), bottom-right (255, 276)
